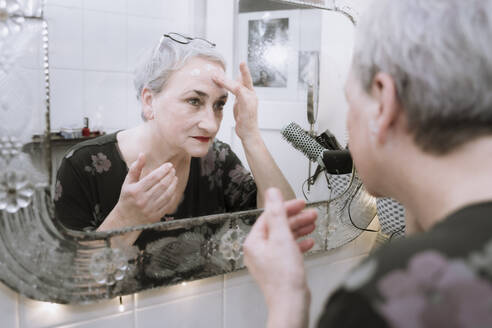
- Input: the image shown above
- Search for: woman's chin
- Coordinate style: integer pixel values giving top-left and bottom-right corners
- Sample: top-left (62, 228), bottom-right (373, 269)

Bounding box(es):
top-left (186, 145), bottom-right (211, 158)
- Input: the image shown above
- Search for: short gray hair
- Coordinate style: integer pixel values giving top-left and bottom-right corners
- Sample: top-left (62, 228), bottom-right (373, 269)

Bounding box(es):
top-left (353, 0), bottom-right (492, 154)
top-left (133, 34), bottom-right (226, 119)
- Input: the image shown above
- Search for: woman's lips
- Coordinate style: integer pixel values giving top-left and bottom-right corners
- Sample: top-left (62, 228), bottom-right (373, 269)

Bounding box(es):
top-left (193, 136), bottom-right (211, 143)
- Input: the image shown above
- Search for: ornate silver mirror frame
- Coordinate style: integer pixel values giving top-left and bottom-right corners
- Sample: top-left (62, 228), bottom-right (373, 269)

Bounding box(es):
top-left (0, 0), bottom-right (376, 304)
top-left (272, 0), bottom-right (360, 23)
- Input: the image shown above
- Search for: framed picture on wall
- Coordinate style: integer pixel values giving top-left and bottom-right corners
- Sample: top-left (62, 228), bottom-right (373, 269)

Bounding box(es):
top-left (237, 10), bottom-right (300, 101)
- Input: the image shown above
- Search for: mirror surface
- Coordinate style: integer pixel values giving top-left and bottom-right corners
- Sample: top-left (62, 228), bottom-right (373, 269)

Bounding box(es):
top-left (0, 0), bottom-right (377, 304)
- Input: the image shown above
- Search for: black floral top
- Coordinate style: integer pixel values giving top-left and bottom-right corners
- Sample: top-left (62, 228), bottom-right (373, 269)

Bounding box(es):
top-left (317, 201), bottom-right (492, 328)
top-left (54, 132), bottom-right (257, 249)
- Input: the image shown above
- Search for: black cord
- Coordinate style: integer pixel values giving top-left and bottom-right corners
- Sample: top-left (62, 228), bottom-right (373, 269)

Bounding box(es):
top-left (389, 225), bottom-right (406, 241)
top-left (302, 165), bottom-right (329, 201)
top-left (304, 165), bottom-right (378, 233)
top-left (347, 183), bottom-right (380, 233)
top-left (301, 177), bottom-right (311, 201)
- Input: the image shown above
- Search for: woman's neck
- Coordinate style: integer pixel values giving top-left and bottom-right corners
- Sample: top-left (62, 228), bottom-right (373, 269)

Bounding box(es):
top-left (117, 124), bottom-right (191, 174)
top-left (390, 136), bottom-right (492, 232)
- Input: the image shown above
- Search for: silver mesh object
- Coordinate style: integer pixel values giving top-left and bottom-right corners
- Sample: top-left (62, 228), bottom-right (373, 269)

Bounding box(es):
top-left (281, 122), bottom-right (324, 162)
top-left (377, 197), bottom-right (406, 238)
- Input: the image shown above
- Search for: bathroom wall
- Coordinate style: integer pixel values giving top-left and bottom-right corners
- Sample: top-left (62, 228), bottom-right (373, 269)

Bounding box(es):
top-left (46, 0), bottom-right (196, 134)
top-left (0, 0), bottom-right (381, 327)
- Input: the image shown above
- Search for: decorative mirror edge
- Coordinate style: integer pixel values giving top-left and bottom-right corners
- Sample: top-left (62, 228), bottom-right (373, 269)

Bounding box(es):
top-left (62, 199), bottom-right (329, 240)
top-left (270, 0), bottom-right (359, 24)
top-left (41, 14), bottom-right (52, 185)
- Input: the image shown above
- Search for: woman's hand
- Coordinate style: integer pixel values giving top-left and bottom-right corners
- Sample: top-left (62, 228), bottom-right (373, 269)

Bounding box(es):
top-left (114, 153), bottom-right (178, 226)
top-left (213, 62), bottom-right (260, 143)
top-left (243, 188), bottom-right (317, 328)
top-left (214, 63), bottom-right (295, 204)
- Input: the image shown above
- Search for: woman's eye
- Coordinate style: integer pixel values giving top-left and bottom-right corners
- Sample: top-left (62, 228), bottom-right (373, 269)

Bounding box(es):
top-left (187, 98), bottom-right (201, 106)
top-left (214, 101), bottom-right (225, 111)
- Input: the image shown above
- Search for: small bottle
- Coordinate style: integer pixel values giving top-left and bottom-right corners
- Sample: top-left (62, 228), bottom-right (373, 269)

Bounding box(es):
top-left (82, 117), bottom-right (90, 137)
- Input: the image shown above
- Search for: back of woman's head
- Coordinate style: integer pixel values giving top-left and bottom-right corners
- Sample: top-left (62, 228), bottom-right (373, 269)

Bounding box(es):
top-left (353, 0), bottom-right (492, 154)
top-left (133, 33), bottom-right (226, 117)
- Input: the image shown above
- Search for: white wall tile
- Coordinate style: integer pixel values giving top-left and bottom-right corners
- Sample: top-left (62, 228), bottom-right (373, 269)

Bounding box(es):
top-left (83, 11), bottom-right (127, 72)
top-left (50, 69), bottom-right (84, 131)
top-left (1, 67), bottom-right (44, 139)
top-left (306, 255), bottom-right (366, 328)
top-left (46, 0), bottom-right (82, 8)
top-left (127, 0), bottom-right (160, 18)
top-left (166, 18), bottom-right (193, 36)
top-left (84, 71), bottom-right (129, 132)
top-left (19, 295), bottom-right (134, 328)
top-left (57, 312), bottom-right (133, 328)
top-left (161, 1), bottom-right (191, 20)
top-left (135, 291), bottom-right (222, 328)
top-left (126, 16), bottom-right (170, 72)
top-left (45, 5), bottom-right (83, 69)
top-left (84, 0), bottom-right (127, 14)
top-left (126, 75), bottom-right (141, 127)
top-left (0, 283), bottom-right (18, 328)
top-left (191, 0), bottom-right (206, 38)
top-left (136, 276), bottom-right (223, 308)
top-left (127, 0), bottom-right (189, 20)
top-left (224, 270), bottom-right (268, 328)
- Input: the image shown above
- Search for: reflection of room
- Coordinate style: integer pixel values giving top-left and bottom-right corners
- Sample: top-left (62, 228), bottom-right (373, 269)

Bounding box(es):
top-left (0, 1), bottom-right (382, 327)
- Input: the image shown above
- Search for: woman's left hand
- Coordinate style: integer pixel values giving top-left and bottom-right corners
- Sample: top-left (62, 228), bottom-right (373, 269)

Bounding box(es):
top-left (213, 62), bottom-right (260, 142)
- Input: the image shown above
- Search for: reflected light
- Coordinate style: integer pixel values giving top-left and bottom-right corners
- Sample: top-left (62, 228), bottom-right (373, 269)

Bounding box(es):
top-left (264, 45), bottom-right (288, 69)
top-left (262, 12), bottom-right (271, 20)
top-left (181, 282), bottom-right (187, 286)
top-left (118, 296), bottom-right (124, 312)
top-left (40, 302), bottom-right (60, 314)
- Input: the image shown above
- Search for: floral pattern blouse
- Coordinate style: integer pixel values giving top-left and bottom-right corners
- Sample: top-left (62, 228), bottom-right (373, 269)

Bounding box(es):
top-left (317, 201), bottom-right (492, 328)
top-left (54, 133), bottom-right (257, 249)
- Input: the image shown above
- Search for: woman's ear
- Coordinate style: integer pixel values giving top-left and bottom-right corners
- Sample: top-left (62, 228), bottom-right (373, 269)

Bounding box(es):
top-left (370, 72), bottom-right (402, 145)
top-left (141, 88), bottom-right (155, 120)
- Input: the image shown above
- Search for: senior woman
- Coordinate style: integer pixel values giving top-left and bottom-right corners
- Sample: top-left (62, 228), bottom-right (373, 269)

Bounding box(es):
top-left (244, 0), bottom-right (492, 327)
top-left (54, 33), bottom-right (295, 248)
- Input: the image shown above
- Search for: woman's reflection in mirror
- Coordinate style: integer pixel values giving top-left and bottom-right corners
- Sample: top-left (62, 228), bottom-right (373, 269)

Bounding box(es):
top-left (54, 32), bottom-right (295, 249)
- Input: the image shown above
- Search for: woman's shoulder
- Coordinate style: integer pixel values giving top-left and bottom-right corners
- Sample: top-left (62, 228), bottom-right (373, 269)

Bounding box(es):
top-left (59, 133), bottom-right (125, 175)
top-left (340, 207), bottom-right (492, 297)
top-left (63, 132), bottom-right (119, 161)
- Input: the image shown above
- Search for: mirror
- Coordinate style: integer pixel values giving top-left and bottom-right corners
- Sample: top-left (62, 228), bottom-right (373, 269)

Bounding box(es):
top-left (0, 0), bottom-right (377, 304)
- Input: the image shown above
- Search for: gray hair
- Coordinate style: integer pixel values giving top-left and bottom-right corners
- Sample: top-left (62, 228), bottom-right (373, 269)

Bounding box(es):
top-left (133, 34), bottom-right (226, 120)
top-left (353, 0), bottom-right (492, 154)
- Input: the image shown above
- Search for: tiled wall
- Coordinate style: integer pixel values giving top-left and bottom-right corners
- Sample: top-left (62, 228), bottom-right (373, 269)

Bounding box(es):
top-left (0, 222), bottom-right (379, 328)
top-left (46, 0), bottom-right (195, 134)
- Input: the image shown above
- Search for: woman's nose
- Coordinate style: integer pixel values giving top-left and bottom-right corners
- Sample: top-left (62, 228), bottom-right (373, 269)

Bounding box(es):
top-left (198, 107), bottom-right (220, 133)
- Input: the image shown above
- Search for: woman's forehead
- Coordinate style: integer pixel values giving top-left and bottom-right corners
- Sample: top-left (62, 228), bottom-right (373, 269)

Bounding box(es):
top-left (181, 57), bottom-right (225, 73)
top-left (167, 59), bottom-right (224, 85)
top-left (165, 60), bottom-right (227, 95)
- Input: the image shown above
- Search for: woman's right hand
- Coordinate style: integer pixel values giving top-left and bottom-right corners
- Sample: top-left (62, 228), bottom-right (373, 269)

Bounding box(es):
top-left (114, 153), bottom-right (178, 225)
top-left (243, 188), bottom-right (316, 328)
